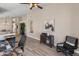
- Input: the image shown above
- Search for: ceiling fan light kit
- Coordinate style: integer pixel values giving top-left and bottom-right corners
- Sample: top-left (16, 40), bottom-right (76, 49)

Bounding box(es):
top-left (30, 3), bottom-right (43, 10)
top-left (20, 3), bottom-right (43, 10)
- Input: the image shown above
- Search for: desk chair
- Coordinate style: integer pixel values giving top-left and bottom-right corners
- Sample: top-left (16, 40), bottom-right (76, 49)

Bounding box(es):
top-left (56, 36), bottom-right (78, 56)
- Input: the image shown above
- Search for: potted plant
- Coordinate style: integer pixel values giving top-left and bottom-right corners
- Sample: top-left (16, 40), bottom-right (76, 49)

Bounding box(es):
top-left (20, 23), bottom-right (25, 35)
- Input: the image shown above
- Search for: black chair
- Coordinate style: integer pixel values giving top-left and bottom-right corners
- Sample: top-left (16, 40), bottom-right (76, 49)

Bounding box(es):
top-left (56, 36), bottom-right (78, 56)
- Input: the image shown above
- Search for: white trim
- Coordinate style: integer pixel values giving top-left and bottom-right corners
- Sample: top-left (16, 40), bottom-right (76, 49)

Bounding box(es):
top-left (27, 34), bottom-right (40, 40)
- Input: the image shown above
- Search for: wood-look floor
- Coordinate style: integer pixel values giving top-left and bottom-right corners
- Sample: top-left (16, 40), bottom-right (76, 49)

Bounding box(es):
top-left (23, 37), bottom-right (64, 56)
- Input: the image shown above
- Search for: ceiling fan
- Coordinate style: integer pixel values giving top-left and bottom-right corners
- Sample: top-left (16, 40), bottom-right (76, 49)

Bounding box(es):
top-left (20, 3), bottom-right (43, 10)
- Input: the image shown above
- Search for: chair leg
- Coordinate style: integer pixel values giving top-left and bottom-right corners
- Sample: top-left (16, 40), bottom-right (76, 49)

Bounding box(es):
top-left (56, 47), bottom-right (62, 52)
top-left (21, 47), bottom-right (24, 52)
top-left (56, 49), bottom-right (61, 52)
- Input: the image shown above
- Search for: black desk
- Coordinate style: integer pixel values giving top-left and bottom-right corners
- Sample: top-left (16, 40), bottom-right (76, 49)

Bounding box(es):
top-left (40, 33), bottom-right (54, 48)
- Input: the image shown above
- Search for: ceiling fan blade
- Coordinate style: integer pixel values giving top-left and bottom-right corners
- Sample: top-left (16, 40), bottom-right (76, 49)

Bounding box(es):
top-left (37, 5), bottom-right (43, 9)
top-left (30, 6), bottom-right (34, 10)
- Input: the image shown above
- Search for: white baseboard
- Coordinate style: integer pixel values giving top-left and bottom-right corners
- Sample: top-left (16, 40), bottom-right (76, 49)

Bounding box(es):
top-left (27, 34), bottom-right (40, 40)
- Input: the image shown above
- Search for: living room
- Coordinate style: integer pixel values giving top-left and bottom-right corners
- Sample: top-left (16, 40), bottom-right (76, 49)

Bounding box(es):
top-left (0, 3), bottom-right (79, 56)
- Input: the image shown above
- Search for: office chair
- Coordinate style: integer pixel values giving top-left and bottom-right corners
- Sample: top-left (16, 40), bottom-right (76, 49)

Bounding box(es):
top-left (56, 36), bottom-right (78, 56)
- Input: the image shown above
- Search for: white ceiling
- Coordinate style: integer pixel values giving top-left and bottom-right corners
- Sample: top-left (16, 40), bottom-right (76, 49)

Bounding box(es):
top-left (0, 3), bottom-right (78, 18)
top-left (0, 3), bottom-right (27, 17)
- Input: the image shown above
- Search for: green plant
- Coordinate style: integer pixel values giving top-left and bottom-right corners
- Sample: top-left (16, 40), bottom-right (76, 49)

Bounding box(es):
top-left (20, 23), bottom-right (25, 35)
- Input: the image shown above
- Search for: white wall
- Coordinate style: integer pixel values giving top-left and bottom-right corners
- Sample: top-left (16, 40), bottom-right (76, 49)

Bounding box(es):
top-left (70, 4), bottom-right (79, 38)
top-left (26, 4), bottom-right (71, 46)
top-left (69, 4), bottom-right (79, 47)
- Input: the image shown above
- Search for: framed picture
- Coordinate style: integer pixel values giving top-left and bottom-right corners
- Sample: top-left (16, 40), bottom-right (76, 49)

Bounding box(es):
top-left (45, 19), bottom-right (55, 32)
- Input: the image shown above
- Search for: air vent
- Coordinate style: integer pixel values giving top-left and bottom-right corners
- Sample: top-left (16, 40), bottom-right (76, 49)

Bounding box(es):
top-left (0, 7), bottom-right (7, 13)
